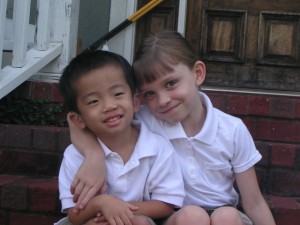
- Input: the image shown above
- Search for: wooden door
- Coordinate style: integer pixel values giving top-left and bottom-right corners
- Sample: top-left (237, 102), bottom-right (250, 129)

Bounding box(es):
top-left (135, 0), bottom-right (179, 50)
top-left (135, 0), bottom-right (300, 93)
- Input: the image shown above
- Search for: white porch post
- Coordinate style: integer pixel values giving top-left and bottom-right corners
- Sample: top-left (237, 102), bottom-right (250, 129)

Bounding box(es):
top-left (108, 0), bottom-right (137, 63)
top-left (40, 0), bottom-right (80, 74)
top-left (0, 0), bottom-right (8, 69)
top-left (12, 0), bottom-right (31, 68)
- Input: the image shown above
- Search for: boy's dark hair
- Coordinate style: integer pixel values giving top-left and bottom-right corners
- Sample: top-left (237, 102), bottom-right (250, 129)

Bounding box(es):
top-left (59, 50), bottom-right (136, 113)
top-left (133, 30), bottom-right (198, 87)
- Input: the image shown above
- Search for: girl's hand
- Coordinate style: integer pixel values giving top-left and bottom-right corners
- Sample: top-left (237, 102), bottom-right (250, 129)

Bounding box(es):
top-left (67, 112), bottom-right (107, 213)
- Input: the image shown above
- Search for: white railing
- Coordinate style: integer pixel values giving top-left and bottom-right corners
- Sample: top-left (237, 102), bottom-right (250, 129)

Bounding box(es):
top-left (0, 0), bottom-right (80, 99)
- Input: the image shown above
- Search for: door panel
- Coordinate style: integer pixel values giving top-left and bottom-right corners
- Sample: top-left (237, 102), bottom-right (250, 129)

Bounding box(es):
top-left (135, 0), bottom-right (179, 50)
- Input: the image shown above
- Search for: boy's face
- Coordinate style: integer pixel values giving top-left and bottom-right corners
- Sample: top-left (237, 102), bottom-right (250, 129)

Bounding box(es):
top-left (74, 65), bottom-right (139, 139)
top-left (139, 62), bottom-right (205, 125)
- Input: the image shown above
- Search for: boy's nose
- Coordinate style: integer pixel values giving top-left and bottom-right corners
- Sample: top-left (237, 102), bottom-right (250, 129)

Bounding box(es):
top-left (102, 99), bottom-right (117, 112)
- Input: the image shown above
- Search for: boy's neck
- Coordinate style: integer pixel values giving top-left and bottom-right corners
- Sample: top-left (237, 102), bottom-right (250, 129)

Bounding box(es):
top-left (98, 125), bottom-right (139, 163)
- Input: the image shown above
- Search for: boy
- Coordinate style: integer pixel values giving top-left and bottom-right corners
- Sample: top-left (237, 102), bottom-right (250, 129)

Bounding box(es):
top-left (56, 50), bottom-right (185, 225)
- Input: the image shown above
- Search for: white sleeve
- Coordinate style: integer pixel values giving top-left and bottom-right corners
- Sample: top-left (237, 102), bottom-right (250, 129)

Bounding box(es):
top-left (231, 120), bottom-right (262, 173)
top-left (145, 135), bottom-right (185, 207)
top-left (58, 145), bottom-right (84, 212)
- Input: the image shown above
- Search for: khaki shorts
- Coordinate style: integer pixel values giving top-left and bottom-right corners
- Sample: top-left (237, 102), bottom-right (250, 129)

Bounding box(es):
top-left (54, 215), bottom-right (157, 225)
top-left (239, 211), bottom-right (253, 225)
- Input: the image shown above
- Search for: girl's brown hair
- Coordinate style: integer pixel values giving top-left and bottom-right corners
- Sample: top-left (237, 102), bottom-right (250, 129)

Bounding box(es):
top-left (133, 30), bottom-right (198, 87)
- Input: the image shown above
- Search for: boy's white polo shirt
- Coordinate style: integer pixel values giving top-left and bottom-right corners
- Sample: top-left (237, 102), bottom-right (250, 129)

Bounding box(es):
top-left (136, 92), bottom-right (262, 208)
top-left (58, 121), bottom-right (185, 212)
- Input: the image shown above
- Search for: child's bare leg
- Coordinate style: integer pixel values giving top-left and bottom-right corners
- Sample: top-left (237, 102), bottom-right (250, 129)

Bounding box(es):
top-left (132, 215), bottom-right (155, 225)
top-left (164, 205), bottom-right (210, 225)
top-left (210, 206), bottom-right (244, 225)
top-left (84, 217), bottom-right (108, 225)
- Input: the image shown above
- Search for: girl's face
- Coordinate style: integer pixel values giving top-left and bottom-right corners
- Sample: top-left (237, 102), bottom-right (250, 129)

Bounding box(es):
top-left (139, 61), bottom-right (205, 125)
top-left (74, 66), bottom-right (139, 140)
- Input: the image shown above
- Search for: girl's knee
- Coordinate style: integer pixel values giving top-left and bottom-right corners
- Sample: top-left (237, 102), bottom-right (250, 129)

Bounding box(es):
top-left (211, 207), bottom-right (244, 225)
top-left (165, 205), bottom-right (210, 225)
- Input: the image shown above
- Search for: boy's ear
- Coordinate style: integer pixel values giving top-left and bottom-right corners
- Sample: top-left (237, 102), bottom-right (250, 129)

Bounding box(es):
top-left (133, 93), bottom-right (142, 112)
top-left (67, 112), bottom-right (86, 129)
top-left (194, 60), bottom-right (206, 86)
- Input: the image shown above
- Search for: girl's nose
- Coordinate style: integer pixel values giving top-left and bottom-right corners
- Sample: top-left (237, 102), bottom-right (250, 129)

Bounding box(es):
top-left (158, 91), bottom-right (171, 106)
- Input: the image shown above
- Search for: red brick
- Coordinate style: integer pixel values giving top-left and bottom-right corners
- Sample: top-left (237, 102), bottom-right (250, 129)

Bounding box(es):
top-left (6, 125), bottom-right (32, 148)
top-left (296, 98), bottom-right (300, 119)
top-left (0, 124), bottom-right (8, 146)
top-left (0, 175), bottom-right (24, 185)
top-left (255, 168), bottom-right (267, 193)
top-left (0, 211), bottom-right (6, 225)
top-left (270, 196), bottom-right (300, 225)
top-left (51, 83), bottom-right (64, 103)
top-left (256, 119), bottom-right (300, 142)
top-left (270, 170), bottom-right (300, 196)
top-left (271, 97), bottom-right (296, 119)
top-left (0, 150), bottom-right (59, 176)
top-left (58, 129), bottom-right (71, 152)
top-left (29, 179), bottom-right (60, 212)
top-left (248, 95), bottom-right (271, 116)
top-left (241, 117), bottom-right (256, 137)
top-left (9, 213), bottom-right (62, 225)
top-left (255, 141), bottom-right (270, 166)
top-left (271, 144), bottom-right (297, 168)
top-left (206, 92), bottom-right (227, 111)
top-left (32, 127), bottom-right (57, 151)
top-left (227, 94), bottom-right (248, 115)
top-left (1, 183), bottom-right (27, 210)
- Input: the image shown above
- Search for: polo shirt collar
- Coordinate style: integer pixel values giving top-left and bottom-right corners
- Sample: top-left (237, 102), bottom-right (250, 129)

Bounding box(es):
top-left (164, 92), bottom-right (218, 145)
top-left (99, 120), bottom-right (156, 159)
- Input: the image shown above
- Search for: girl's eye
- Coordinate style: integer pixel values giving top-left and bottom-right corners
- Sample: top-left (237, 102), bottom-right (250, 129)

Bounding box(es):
top-left (143, 91), bottom-right (154, 98)
top-left (166, 80), bottom-right (177, 88)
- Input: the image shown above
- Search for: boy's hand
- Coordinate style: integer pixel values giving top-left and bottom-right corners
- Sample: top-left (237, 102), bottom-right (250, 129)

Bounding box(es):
top-left (98, 195), bottom-right (138, 225)
top-left (67, 112), bottom-right (107, 212)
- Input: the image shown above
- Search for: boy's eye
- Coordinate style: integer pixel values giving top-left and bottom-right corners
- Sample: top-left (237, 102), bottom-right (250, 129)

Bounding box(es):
top-left (166, 80), bottom-right (177, 88)
top-left (114, 92), bottom-right (124, 97)
top-left (87, 99), bottom-right (98, 105)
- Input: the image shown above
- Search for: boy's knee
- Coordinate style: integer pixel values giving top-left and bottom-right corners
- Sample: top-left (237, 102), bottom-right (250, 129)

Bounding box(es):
top-left (211, 207), bottom-right (244, 225)
top-left (132, 215), bottom-right (153, 225)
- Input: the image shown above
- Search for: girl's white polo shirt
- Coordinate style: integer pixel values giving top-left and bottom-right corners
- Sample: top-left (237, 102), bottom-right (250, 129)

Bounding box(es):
top-left (58, 121), bottom-right (185, 212)
top-left (136, 92), bottom-right (262, 209)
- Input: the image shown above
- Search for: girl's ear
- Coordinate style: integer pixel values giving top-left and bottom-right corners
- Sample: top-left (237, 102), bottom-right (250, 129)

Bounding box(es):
top-left (67, 112), bottom-right (86, 129)
top-left (193, 60), bottom-right (206, 86)
top-left (133, 93), bottom-right (142, 113)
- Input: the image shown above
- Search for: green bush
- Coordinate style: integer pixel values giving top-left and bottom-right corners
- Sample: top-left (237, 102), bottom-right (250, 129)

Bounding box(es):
top-left (0, 97), bottom-right (65, 126)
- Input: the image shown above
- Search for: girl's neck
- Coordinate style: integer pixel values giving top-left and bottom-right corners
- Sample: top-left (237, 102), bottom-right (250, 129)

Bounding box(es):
top-left (182, 100), bottom-right (206, 137)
